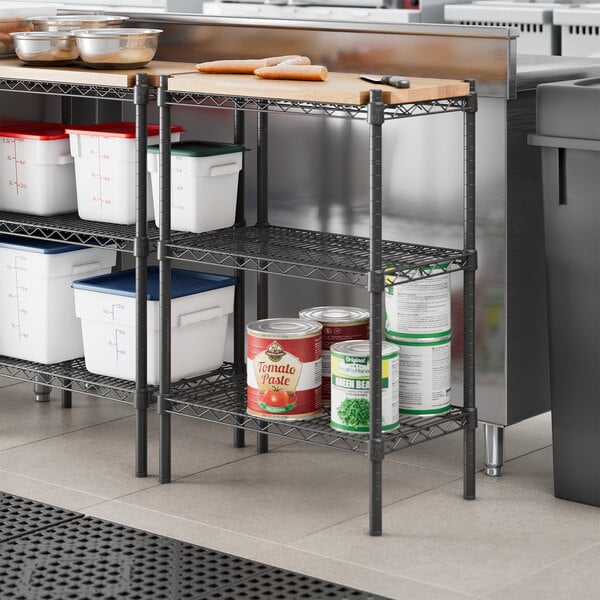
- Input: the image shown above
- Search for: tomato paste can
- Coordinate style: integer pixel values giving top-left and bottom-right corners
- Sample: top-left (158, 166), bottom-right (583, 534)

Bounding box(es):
top-left (298, 306), bottom-right (369, 406)
top-left (385, 268), bottom-right (451, 339)
top-left (247, 318), bottom-right (323, 420)
top-left (386, 333), bottom-right (452, 416)
top-left (330, 340), bottom-right (399, 434)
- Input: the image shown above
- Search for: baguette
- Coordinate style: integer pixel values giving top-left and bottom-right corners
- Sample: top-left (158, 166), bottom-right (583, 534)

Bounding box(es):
top-left (196, 55), bottom-right (310, 74)
top-left (254, 64), bottom-right (328, 81)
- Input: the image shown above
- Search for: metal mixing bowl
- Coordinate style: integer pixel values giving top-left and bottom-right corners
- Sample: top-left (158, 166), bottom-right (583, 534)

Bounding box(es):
top-left (29, 15), bottom-right (129, 32)
top-left (73, 28), bottom-right (162, 69)
top-left (10, 31), bottom-right (79, 66)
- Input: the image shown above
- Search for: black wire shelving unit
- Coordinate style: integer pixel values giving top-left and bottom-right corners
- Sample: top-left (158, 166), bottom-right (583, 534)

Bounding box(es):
top-left (0, 73), bottom-right (155, 477)
top-left (156, 75), bottom-right (478, 536)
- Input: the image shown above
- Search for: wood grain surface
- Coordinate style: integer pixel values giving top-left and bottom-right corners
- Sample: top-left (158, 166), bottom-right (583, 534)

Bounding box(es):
top-left (0, 59), bottom-right (195, 88)
top-left (167, 70), bottom-right (471, 105)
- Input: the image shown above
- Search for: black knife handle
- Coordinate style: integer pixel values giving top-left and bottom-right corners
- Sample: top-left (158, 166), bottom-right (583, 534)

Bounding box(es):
top-left (382, 76), bottom-right (410, 88)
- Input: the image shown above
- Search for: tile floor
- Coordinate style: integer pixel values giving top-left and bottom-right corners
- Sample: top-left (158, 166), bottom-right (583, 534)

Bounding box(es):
top-left (0, 377), bottom-right (598, 600)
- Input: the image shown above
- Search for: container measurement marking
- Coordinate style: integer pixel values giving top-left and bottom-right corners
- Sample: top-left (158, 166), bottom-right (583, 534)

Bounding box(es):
top-left (90, 138), bottom-right (112, 211)
top-left (108, 329), bottom-right (126, 362)
top-left (102, 303), bottom-right (125, 321)
top-left (7, 256), bottom-right (29, 341)
top-left (5, 140), bottom-right (27, 195)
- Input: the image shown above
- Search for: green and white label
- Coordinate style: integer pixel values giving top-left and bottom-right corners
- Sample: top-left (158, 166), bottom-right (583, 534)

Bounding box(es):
top-left (385, 272), bottom-right (451, 338)
top-left (330, 352), bottom-right (399, 433)
top-left (388, 336), bottom-right (451, 415)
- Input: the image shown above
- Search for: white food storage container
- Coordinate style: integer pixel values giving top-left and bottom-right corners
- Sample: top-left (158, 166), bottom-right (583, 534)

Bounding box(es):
top-left (0, 235), bottom-right (117, 364)
top-left (148, 140), bottom-right (246, 233)
top-left (64, 122), bottom-right (183, 225)
top-left (72, 266), bottom-right (237, 384)
top-left (0, 122), bottom-right (77, 215)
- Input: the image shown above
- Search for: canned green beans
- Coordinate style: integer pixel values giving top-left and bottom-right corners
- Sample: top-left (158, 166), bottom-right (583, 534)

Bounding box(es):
top-left (330, 340), bottom-right (399, 433)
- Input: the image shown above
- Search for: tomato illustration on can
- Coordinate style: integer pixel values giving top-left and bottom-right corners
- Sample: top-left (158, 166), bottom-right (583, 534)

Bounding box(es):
top-left (247, 318), bottom-right (323, 421)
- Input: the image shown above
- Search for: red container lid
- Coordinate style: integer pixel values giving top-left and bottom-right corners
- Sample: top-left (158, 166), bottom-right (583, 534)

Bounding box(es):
top-left (63, 121), bottom-right (185, 139)
top-left (0, 122), bottom-right (69, 140)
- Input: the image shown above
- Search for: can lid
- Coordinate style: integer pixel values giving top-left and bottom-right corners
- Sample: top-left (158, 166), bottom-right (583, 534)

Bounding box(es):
top-left (299, 306), bottom-right (369, 324)
top-left (64, 122), bottom-right (184, 139)
top-left (330, 339), bottom-right (397, 359)
top-left (386, 333), bottom-right (452, 345)
top-left (0, 234), bottom-right (84, 254)
top-left (247, 318), bottom-right (322, 337)
top-left (72, 266), bottom-right (237, 300)
top-left (148, 140), bottom-right (247, 156)
top-left (0, 122), bottom-right (69, 140)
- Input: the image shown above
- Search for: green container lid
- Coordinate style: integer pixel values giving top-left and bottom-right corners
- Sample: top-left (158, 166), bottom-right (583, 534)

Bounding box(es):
top-left (148, 140), bottom-right (247, 157)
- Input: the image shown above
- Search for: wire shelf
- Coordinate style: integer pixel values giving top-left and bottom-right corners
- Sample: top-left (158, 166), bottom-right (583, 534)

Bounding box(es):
top-left (0, 356), bottom-right (146, 404)
top-left (167, 92), bottom-right (470, 120)
top-left (167, 225), bottom-right (470, 286)
top-left (164, 364), bottom-right (468, 455)
top-left (0, 78), bottom-right (136, 100)
top-left (0, 211), bottom-right (162, 252)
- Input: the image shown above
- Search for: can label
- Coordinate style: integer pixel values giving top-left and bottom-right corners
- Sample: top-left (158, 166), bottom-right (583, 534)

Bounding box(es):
top-left (247, 333), bottom-right (322, 419)
top-left (385, 272), bottom-right (451, 338)
top-left (321, 322), bottom-right (369, 405)
top-left (330, 350), bottom-right (399, 433)
top-left (388, 336), bottom-right (451, 416)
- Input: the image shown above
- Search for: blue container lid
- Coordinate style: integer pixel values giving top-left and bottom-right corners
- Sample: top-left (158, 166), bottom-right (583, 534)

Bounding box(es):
top-left (72, 266), bottom-right (237, 301)
top-left (0, 235), bottom-right (84, 254)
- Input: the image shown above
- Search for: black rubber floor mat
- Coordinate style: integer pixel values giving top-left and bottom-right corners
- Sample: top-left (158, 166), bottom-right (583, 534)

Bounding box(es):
top-left (0, 492), bottom-right (80, 543)
top-left (0, 516), bottom-right (389, 600)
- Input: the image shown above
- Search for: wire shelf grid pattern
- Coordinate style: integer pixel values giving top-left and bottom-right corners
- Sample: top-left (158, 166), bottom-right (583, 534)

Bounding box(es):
top-left (167, 225), bottom-right (470, 286)
top-left (167, 92), bottom-right (470, 120)
top-left (0, 356), bottom-right (144, 404)
top-left (165, 364), bottom-right (468, 455)
top-left (0, 211), bottom-right (163, 252)
top-left (0, 78), bottom-right (136, 100)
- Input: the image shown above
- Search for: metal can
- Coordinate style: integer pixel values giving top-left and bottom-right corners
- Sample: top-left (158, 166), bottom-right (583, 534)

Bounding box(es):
top-left (386, 333), bottom-right (452, 417)
top-left (247, 318), bottom-right (323, 420)
top-left (385, 268), bottom-right (451, 339)
top-left (330, 340), bottom-right (399, 434)
top-left (298, 306), bottom-right (369, 406)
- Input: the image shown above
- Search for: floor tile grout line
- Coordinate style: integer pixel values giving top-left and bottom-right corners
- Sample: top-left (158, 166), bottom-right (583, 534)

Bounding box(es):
top-left (68, 451), bottom-right (285, 510)
top-left (0, 470), bottom-right (113, 505)
top-left (0, 413), bottom-right (135, 454)
top-left (283, 473), bottom-right (465, 547)
top-left (268, 541), bottom-right (482, 600)
top-left (479, 541), bottom-right (600, 598)
top-left (79, 503), bottom-right (452, 600)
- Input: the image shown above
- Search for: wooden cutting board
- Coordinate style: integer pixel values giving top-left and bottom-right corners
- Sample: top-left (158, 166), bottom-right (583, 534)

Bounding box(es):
top-left (167, 71), bottom-right (471, 105)
top-left (0, 59), bottom-right (195, 88)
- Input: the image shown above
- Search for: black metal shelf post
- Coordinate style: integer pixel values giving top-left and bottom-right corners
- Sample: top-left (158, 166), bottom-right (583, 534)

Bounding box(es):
top-left (368, 89), bottom-right (385, 536)
top-left (157, 79), bottom-right (478, 536)
top-left (463, 80), bottom-right (478, 501)
top-left (0, 74), bottom-right (154, 478)
top-left (158, 75), bottom-right (173, 484)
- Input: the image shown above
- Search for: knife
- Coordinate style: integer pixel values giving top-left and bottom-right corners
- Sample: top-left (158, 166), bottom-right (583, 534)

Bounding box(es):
top-left (360, 74), bottom-right (410, 89)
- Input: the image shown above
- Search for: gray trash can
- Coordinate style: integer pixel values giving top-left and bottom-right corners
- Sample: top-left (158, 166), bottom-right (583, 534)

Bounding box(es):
top-left (529, 77), bottom-right (600, 507)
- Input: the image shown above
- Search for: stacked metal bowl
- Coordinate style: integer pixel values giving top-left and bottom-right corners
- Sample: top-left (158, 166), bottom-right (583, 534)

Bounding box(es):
top-left (73, 28), bottom-right (162, 69)
top-left (10, 15), bottom-right (161, 69)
